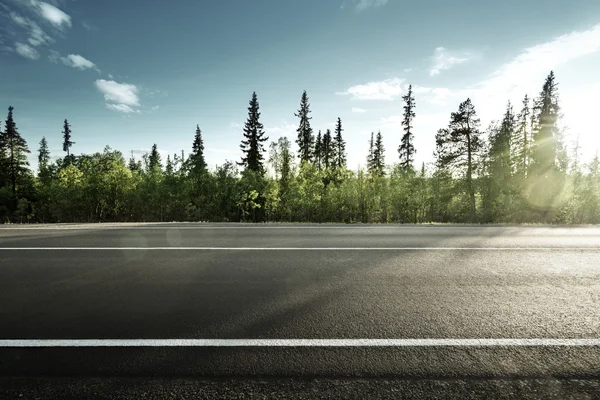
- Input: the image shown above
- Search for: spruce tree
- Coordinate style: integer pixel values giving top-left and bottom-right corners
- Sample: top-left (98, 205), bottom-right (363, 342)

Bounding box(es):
top-left (321, 129), bottom-right (334, 170)
top-left (38, 136), bottom-right (51, 182)
top-left (189, 124), bottom-right (207, 174)
top-left (489, 101), bottom-right (514, 183)
top-left (513, 95), bottom-right (530, 177)
top-left (148, 143), bottom-right (162, 171)
top-left (399, 84), bottom-right (416, 170)
top-left (62, 119), bottom-right (74, 156)
top-left (367, 132), bottom-right (375, 173)
top-left (435, 98), bottom-right (483, 218)
top-left (2, 106), bottom-right (31, 202)
top-left (373, 130), bottom-right (385, 176)
top-left (239, 92), bottom-right (268, 174)
top-left (530, 71), bottom-right (560, 176)
top-left (333, 117), bottom-right (346, 169)
top-left (314, 130), bottom-right (322, 170)
top-left (295, 91), bottom-right (313, 163)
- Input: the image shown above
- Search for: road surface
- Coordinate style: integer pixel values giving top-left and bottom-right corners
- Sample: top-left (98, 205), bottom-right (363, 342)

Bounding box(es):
top-left (1, 224), bottom-right (599, 398)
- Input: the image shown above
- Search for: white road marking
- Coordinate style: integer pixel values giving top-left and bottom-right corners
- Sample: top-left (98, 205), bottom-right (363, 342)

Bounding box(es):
top-left (0, 247), bottom-right (598, 251)
top-left (1, 339), bottom-right (600, 347)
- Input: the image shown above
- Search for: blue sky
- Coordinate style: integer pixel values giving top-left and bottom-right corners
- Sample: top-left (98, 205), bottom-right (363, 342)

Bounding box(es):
top-left (2, 0), bottom-right (600, 172)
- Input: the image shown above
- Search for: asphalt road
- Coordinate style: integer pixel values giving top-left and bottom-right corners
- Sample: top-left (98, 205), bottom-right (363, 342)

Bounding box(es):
top-left (1, 224), bottom-right (599, 398)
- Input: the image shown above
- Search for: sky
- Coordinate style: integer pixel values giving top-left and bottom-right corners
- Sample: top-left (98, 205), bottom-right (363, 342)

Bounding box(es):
top-left (1, 0), bottom-right (600, 172)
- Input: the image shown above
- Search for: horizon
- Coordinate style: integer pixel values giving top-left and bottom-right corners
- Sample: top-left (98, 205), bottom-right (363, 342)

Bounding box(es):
top-left (2, 0), bottom-right (600, 171)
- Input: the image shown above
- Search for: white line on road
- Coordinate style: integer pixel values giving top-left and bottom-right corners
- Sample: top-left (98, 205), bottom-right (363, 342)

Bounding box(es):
top-left (2, 339), bottom-right (600, 347)
top-left (0, 247), bottom-right (598, 251)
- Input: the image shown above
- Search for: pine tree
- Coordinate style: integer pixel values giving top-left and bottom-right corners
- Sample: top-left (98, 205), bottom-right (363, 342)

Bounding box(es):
top-left (314, 130), bottom-right (322, 170)
top-left (321, 129), bottom-right (334, 170)
top-left (366, 132), bottom-right (375, 173)
top-left (2, 106), bottom-right (31, 202)
top-left (489, 101), bottom-right (514, 183)
top-left (435, 98), bottom-right (483, 218)
top-left (62, 119), bottom-right (74, 156)
top-left (189, 124), bottom-right (207, 174)
top-left (38, 136), bottom-right (51, 182)
top-left (333, 117), bottom-right (346, 169)
top-left (165, 154), bottom-right (174, 176)
top-left (512, 95), bottom-right (530, 177)
top-left (530, 71), bottom-right (560, 176)
top-left (399, 84), bottom-right (416, 170)
top-left (295, 91), bottom-right (314, 163)
top-left (148, 143), bottom-right (162, 171)
top-left (128, 151), bottom-right (141, 172)
top-left (239, 92), bottom-right (268, 174)
top-left (373, 130), bottom-right (385, 176)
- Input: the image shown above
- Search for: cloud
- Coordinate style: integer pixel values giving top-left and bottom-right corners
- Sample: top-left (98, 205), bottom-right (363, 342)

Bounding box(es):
top-left (34, 1), bottom-right (71, 29)
top-left (429, 47), bottom-right (471, 76)
top-left (10, 12), bottom-right (53, 47)
top-left (81, 21), bottom-right (98, 31)
top-left (352, 107), bottom-right (367, 113)
top-left (47, 48), bottom-right (60, 62)
top-left (265, 121), bottom-right (296, 138)
top-left (60, 53), bottom-right (99, 71)
top-left (355, 0), bottom-right (389, 12)
top-left (106, 103), bottom-right (139, 114)
top-left (337, 77), bottom-right (404, 100)
top-left (95, 79), bottom-right (140, 106)
top-left (410, 86), bottom-right (453, 105)
top-left (14, 42), bottom-right (39, 59)
top-left (468, 22), bottom-right (600, 122)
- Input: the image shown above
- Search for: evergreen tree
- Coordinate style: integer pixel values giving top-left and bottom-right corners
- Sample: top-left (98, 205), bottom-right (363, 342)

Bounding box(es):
top-left (295, 90), bottom-right (314, 163)
top-left (2, 106), bottom-right (31, 203)
top-left (62, 119), bottom-right (74, 156)
top-left (530, 71), bottom-right (560, 176)
top-left (333, 117), bottom-right (346, 169)
top-left (37, 136), bottom-right (52, 183)
top-left (128, 151), bottom-right (142, 172)
top-left (239, 92), bottom-right (268, 174)
top-left (314, 130), bottom-right (322, 170)
top-left (489, 101), bottom-right (514, 183)
top-left (189, 124), bottom-right (207, 174)
top-left (38, 137), bottom-right (50, 170)
top-left (148, 143), bottom-right (162, 171)
top-left (513, 95), bottom-right (530, 177)
top-left (321, 129), bottom-right (334, 170)
top-left (366, 132), bottom-right (375, 173)
top-left (399, 84), bottom-right (416, 170)
top-left (373, 130), bottom-right (385, 176)
top-left (435, 98), bottom-right (483, 218)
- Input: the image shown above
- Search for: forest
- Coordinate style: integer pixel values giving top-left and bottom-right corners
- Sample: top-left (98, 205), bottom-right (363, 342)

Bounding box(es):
top-left (0, 71), bottom-right (598, 224)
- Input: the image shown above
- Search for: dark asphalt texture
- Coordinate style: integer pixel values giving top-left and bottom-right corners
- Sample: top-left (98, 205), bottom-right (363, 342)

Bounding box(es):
top-left (1, 224), bottom-right (599, 398)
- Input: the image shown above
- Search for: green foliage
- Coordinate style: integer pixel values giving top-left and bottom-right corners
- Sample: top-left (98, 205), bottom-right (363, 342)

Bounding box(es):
top-left (239, 92), bottom-right (268, 174)
top-left (399, 84), bottom-right (416, 170)
top-left (295, 91), bottom-right (314, 163)
top-left (1, 71), bottom-right (600, 225)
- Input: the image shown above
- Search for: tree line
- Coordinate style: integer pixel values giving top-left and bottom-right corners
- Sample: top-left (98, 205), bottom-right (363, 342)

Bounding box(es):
top-left (1, 71), bottom-right (599, 224)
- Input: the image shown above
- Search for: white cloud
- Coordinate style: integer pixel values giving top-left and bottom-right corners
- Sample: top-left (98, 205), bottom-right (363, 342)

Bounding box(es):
top-left (108, 73), bottom-right (114, 79)
top-left (106, 103), bottom-right (139, 114)
top-left (469, 23), bottom-right (600, 122)
top-left (352, 107), bottom-right (367, 113)
top-left (265, 121), bottom-right (296, 138)
top-left (61, 54), bottom-right (99, 71)
top-left (429, 47), bottom-right (471, 76)
top-left (48, 49), bottom-right (60, 62)
top-left (337, 77), bottom-right (404, 100)
top-left (34, 1), bottom-right (71, 29)
top-left (355, 0), bottom-right (389, 12)
top-left (14, 42), bottom-right (39, 59)
top-left (10, 12), bottom-right (53, 47)
top-left (95, 79), bottom-right (140, 107)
